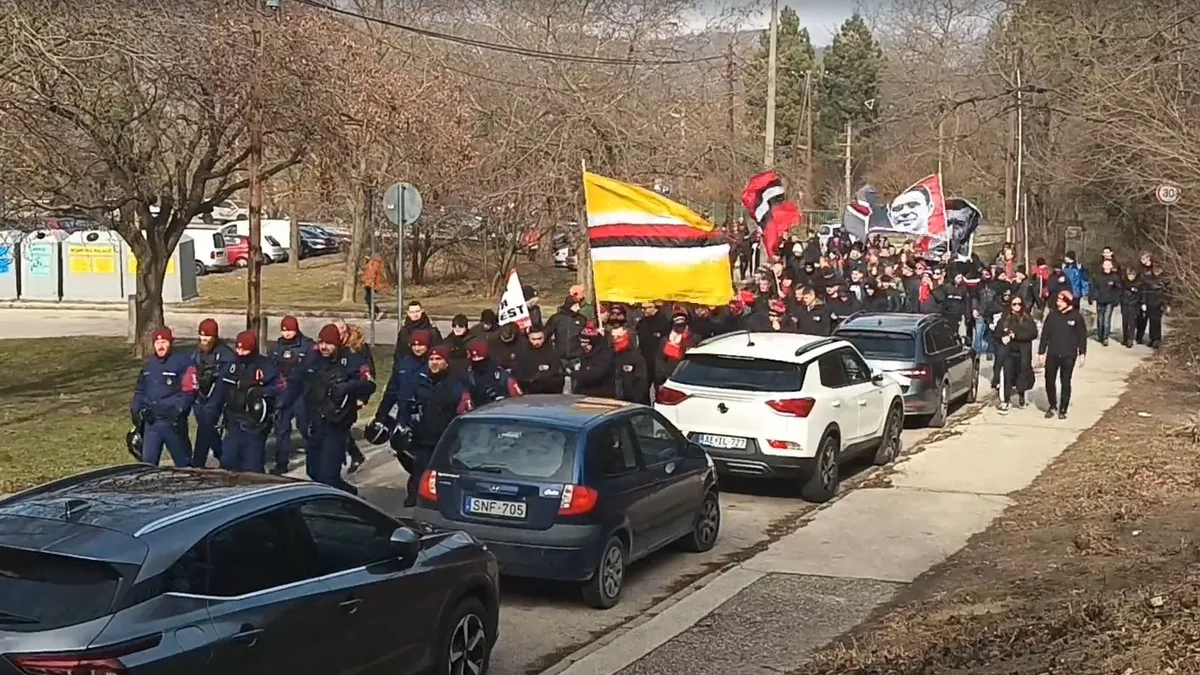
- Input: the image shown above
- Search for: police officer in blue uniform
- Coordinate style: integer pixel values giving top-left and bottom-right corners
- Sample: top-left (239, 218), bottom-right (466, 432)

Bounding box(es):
top-left (131, 328), bottom-right (197, 466)
top-left (212, 330), bottom-right (281, 473)
top-left (372, 330), bottom-right (431, 429)
top-left (281, 324), bottom-right (376, 493)
top-left (463, 338), bottom-right (522, 408)
top-left (190, 318), bottom-right (234, 468)
top-left (269, 315), bottom-right (313, 474)
top-left (401, 344), bottom-right (469, 507)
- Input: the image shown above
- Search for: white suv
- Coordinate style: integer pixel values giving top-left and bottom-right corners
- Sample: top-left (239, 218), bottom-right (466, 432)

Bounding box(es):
top-left (654, 332), bottom-right (905, 502)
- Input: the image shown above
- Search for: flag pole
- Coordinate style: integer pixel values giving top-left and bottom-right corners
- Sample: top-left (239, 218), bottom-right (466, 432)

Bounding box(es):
top-left (579, 158), bottom-right (597, 313)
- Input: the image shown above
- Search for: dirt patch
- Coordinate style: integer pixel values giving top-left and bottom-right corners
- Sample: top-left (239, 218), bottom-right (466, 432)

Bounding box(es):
top-left (800, 362), bottom-right (1200, 675)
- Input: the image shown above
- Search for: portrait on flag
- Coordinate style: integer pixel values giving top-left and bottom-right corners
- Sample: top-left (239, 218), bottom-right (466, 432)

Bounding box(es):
top-left (868, 174), bottom-right (948, 240)
top-left (944, 198), bottom-right (982, 258)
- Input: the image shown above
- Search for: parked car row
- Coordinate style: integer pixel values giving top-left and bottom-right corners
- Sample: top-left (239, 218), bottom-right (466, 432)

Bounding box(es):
top-left (184, 221), bottom-right (342, 277)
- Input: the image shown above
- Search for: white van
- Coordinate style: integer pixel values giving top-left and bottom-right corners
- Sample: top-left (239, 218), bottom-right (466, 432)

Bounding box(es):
top-left (220, 220), bottom-right (289, 263)
top-left (183, 226), bottom-right (231, 275)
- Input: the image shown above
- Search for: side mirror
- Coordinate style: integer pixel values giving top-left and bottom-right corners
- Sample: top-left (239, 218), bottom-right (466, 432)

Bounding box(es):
top-left (686, 442), bottom-right (707, 458)
top-left (389, 526), bottom-right (422, 563)
top-left (871, 371), bottom-right (886, 385)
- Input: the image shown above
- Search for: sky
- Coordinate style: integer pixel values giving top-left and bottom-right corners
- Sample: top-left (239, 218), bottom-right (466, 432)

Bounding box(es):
top-left (683, 1), bottom-right (882, 45)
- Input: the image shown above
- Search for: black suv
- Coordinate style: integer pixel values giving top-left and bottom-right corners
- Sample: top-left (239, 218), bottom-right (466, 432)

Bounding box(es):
top-left (0, 465), bottom-right (499, 675)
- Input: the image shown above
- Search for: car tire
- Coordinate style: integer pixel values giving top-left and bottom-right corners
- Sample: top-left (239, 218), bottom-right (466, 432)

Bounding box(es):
top-left (679, 490), bottom-right (721, 553)
top-left (800, 433), bottom-right (839, 503)
top-left (872, 403), bottom-right (903, 466)
top-left (434, 596), bottom-right (492, 675)
top-left (235, 257), bottom-right (248, 268)
top-left (195, 261), bottom-right (207, 277)
top-left (965, 358), bottom-right (980, 403)
top-left (927, 381), bottom-right (950, 428)
top-left (582, 536), bottom-right (626, 609)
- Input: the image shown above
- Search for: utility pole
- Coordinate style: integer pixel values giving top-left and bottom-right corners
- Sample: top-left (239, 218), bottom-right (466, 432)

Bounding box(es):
top-left (763, 0), bottom-right (779, 168)
top-left (725, 40), bottom-right (737, 226)
top-left (936, 117), bottom-right (945, 177)
top-left (246, 3), bottom-right (266, 346)
top-left (1015, 64), bottom-right (1025, 258)
top-left (792, 70), bottom-right (813, 211)
top-left (843, 121), bottom-right (853, 207)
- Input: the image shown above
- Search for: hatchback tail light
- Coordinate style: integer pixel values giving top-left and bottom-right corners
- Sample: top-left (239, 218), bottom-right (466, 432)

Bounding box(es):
top-left (209, 251), bottom-right (217, 259)
top-left (558, 484), bottom-right (599, 516)
top-left (655, 386), bottom-right (690, 405)
top-left (9, 634), bottom-right (162, 675)
top-left (418, 470), bottom-right (438, 502)
top-left (897, 365), bottom-right (933, 381)
top-left (766, 397), bottom-right (816, 417)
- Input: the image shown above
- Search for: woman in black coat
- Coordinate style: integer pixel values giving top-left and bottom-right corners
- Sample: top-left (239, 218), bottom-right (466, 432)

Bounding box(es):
top-left (994, 295), bottom-right (1039, 413)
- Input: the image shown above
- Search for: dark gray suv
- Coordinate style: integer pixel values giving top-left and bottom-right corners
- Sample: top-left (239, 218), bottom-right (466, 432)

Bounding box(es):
top-left (0, 465), bottom-right (499, 675)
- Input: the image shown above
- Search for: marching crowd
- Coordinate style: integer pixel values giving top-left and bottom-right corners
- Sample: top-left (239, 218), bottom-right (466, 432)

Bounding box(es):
top-left (127, 230), bottom-right (1169, 495)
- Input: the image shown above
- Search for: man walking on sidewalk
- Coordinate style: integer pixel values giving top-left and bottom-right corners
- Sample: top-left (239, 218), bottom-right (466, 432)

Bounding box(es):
top-left (361, 253), bottom-right (388, 320)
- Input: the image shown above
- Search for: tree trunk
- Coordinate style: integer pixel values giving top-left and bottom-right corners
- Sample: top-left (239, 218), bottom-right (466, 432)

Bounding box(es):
top-left (340, 191), bottom-right (366, 304)
top-left (134, 257), bottom-right (168, 357)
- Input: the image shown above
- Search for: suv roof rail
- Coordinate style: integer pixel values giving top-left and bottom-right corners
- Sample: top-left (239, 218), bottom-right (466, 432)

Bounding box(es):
top-left (696, 330), bottom-right (750, 347)
top-left (794, 336), bottom-right (839, 358)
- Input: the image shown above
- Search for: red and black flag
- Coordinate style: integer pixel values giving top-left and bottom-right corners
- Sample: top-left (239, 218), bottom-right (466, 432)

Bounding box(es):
top-left (741, 170), bottom-right (801, 261)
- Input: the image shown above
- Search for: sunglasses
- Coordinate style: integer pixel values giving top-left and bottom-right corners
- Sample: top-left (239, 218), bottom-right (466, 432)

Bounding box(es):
top-left (1011, 302), bottom-right (1023, 307)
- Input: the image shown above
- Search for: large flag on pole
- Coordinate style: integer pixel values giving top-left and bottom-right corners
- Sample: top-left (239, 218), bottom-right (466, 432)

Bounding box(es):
top-left (583, 171), bottom-right (733, 306)
top-left (741, 170), bottom-right (802, 261)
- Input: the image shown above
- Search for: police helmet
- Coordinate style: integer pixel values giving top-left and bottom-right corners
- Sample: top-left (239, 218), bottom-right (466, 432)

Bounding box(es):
top-left (245, 387), bottom-right (274, 427)
top-left (125, 427), bottom-right (143, 462)
top-left (364, 419), bottom-right (391, 445)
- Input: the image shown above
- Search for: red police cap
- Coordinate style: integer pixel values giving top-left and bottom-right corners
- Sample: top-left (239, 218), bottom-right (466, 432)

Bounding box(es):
top-left (235, 330), bottom-right (258, 353)
top-left (152, 328), bottom-right (173, 342)
top-left (280, 316), bottom-right (300, 332)
top-left (466, 338), bottom-right (489, 360)
top-left (198, 318), bottom-right (219, 338)
top-left (429, 345), bottom-right (451, 361)
top-left (409, 330), bottom-right (431, 347)
top-left (317, 324), bottom-right (342, 347)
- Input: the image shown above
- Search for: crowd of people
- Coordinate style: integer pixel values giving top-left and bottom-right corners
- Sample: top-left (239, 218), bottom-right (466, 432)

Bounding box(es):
top-left (127, 229), bottom-right (1169, 495)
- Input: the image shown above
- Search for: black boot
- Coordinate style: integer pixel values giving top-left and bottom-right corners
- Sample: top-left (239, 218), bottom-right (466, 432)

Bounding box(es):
top-left (1044, 409), bottom-right (1055, 419)
top-left (1057, 409), bottom-right (1067, 420)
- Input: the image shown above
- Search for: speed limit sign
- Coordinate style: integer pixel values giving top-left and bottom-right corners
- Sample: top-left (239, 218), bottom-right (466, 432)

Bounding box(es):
top-left (1156, 183), bottom-right (1181, 205)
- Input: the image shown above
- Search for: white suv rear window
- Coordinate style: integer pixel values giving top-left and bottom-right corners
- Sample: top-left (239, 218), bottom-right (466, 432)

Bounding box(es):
top-left (670, 354), bottom-right (805, 392)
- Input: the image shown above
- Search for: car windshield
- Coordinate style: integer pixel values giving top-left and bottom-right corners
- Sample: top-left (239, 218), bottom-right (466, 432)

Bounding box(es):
top-left (437, 420), bottom-right (578, 482)
top-left (671, 354), bottom-right (804, 392)
top-left (836, 331), bottom-right (917, 360)
top-left (0, 547), bottom-right (123, 632)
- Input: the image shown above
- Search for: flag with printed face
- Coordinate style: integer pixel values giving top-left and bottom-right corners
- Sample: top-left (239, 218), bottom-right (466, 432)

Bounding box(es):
top-left (876, 174), bottom-right (948, 240)
top-left (497, 269), bottom-right (531, 329)
top-left (741, 170), bottom-right (801, 260)
top-left (583, 171), bottom-right (733, 306)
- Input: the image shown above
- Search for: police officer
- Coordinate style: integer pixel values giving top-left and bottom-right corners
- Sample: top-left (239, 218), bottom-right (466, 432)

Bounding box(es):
top-left (400, 345), bottom-right (469, 507)
top-left (212, 331), bottom-right (281, 473)
top-left (372, 330), bottom-right (431, 429)
top-left (190, 318), bottom-right (234, 468)
top-left (463, 338), bottom-right (522, 407)
top-left (269, 316), bottom-right (312, 474)
top-left (131, 328), bottom-right (197, 466)
top-left (281, 324), bottom-right (376, 493)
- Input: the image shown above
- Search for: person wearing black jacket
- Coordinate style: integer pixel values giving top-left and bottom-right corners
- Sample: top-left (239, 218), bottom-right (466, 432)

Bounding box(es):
top-left (636, 302), bottom-right (670, 385)
top-left (1141, 264), bottom-right (1169, 348)
top-left (513, 323), bottom-right (565, 394)
top-left (792, 287), bottom-right (832, 336)
top-left (570, 326), bottom-right (616, 397)
top-left (1037, 290), bottom-right (1087, 419)
top-left (1088, 259), bottom-right (1121, 346)
top-left (994, 295), bottom-right (1039, 413)
top-left (395, 301), bottom-right (443, 360)
top-left (1119, 267), bottom-right (1142, 348)
top-left (546, 294), bottom-right (588, 380)
top-left (610, 324), bottom-right (651, 404)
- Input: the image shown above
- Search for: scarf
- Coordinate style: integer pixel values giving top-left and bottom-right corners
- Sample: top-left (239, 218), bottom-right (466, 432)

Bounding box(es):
top-left (613, 333), bottom-right (632, 353)
top-left (919, 283), bottom-right (932, 305)
top-left (662, 330), bottom-right (689, 361)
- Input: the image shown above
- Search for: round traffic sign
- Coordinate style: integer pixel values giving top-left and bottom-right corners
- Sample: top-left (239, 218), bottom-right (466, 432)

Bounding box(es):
top-left (383, 182), bottom-right (423, 226)
top-left (1155, 183), bottom-right (1181, 205)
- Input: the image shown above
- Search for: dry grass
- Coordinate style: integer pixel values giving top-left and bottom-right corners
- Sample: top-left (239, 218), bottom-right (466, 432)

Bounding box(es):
top-left (191, 254), bottom-right (575, 317)
top-left (800, 360), bottom-right (1200, 675)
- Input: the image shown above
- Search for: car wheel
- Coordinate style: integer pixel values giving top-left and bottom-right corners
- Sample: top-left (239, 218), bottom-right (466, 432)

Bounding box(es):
top-left (927, 381), bottom-right (950, 428)
top-left (965, 358), bottom-right (980, 403)
top-left (582, 536), bottom-right (626, 609)
top-left (195, 261), bottom-right (207, 276)
top-left (679, 490), bottom-right (721, 553)
top-left (435, 597), bottom-right (492, 675)
top-left (873, 404), bottom-right (903, 466)
top-left (800, 434), bottom-right (839, 503)
top-left (235, 257), bottom-right (248, 268)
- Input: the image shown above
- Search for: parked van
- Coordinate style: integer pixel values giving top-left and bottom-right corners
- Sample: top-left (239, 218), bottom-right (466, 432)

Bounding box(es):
top-left (183, 226), bottom-right (231, 275)
top-left (220, 220), bottom-right (289, 263)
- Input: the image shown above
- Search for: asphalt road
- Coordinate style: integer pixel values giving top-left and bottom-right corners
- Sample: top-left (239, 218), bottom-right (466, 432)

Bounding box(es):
top-left (2, 304), bottom-right (957, 675)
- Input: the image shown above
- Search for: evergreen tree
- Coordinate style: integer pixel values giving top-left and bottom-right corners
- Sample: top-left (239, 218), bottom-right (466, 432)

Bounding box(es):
top-left (744, 8), bottom-right (818, 154)
top-left (816, 14), bottom-right (884, 152)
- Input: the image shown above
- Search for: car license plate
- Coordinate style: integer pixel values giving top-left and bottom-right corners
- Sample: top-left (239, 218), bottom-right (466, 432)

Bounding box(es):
top-left (464, 497), bottom-right (527, 519)
top-left (694, 433), bottom-right (748, 449)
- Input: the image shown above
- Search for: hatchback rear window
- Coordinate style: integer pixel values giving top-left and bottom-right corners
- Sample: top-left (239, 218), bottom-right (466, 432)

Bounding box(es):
top-left (670, 354), bottom-right (804, 392)
top-left (836, 331), bottom-right (917, 360)
top-left (436, 421), bottom-right (578, 482)
top-left (0, 547), bottom-right (123, 631)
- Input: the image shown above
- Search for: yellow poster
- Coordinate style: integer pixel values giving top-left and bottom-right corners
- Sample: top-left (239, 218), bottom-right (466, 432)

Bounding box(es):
top-left (128, 256), bottom-right (177, 275)
top-left (66, 244), bottom-right (117, 275)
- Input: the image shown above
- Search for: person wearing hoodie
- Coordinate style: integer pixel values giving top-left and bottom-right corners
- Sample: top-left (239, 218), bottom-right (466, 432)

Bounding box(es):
top-left (1088, 258), bottom-right (1121, 346)
top-left (994, 295), bottom-right (1039, 413)
top-left (571, 325), bottom-right (616, 397)
top-left (653, 311), bottom-right (694, 387)
top-left (463, 339), bottom-right (522, 408)
top-left (636, 302), bottom-right (670, 386)
top-left (514, 323), bottom-right (566, 394)
top-left (864, 282), bottom-right (891, 312)
top-left (611, 323), bottom-right (651, 404)
top-left (1119, 267), bottom-right (1142, 348)
top-left (1061, 251), bottom-right (1090, 309)
top-left (1038, 290), bottom-right (1088, 420)
top-left (827, 285), bottom-right (859, 329)
top-left (1032, 257), bottom-right (1052, 319)
top-left (395, 300), bottom-right (442, 359)
top-left (489, 323), bottom-right (522, 369)
top-left (443, 314), bottom-right (473, 372)
top-left (792, 286), bottom-right (832, 336)
top-left (546, 290), bottom-right (588, 382)
top-left (469, 309), bottom-right (499, 342)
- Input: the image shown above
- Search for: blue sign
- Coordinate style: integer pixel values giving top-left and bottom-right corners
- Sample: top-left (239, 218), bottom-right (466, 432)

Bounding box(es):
top-left (0, 245), bottom-right (10, 275)
top-left (27, 244), bottom-right (52, 277)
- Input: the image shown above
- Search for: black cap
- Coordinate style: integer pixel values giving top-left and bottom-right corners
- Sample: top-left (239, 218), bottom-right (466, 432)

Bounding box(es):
top-left (480, 309), bottom-right (497, 324)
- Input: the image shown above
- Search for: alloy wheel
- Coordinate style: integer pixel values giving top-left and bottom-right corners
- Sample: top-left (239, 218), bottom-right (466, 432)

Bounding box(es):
top-left (448, 612), bottom-right (487, 675)
top-left (820, 441), bottom-right (837, 488)
top-left (883, 409), bottom-right (902, 461)
top-left (697, 497), bottom-right (720, 546)
top-left (601, 543), bottom-right (625, 599)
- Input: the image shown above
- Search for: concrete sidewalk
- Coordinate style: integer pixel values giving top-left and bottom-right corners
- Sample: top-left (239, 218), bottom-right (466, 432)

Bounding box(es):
top-left (544, 340), bottom-right (1150, 675)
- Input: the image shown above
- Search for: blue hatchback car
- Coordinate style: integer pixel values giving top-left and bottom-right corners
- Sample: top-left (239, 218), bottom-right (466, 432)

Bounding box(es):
top-left (412, 395), bottom-right (721, 609)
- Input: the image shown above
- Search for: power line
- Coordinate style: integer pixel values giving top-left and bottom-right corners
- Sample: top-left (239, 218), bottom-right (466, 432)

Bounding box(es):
top-left (292, 0), bottom-right (725, 67)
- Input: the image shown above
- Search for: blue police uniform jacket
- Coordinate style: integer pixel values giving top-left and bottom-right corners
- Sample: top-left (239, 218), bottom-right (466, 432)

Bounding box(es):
top-left (281, 347), bottom-right (376, 428)
top-left (402, 370), bottom-right (468, 449)
top-left (213, 355), bottom-right (282, 430)
top-left (192, 342), bottom-right (236, 415)
top-left (271, 334), bottom-right (314, 379)
top-left (376, 355), bottom-right (428, 421)
top-left (132, 350), bottom-right (198, 423)
top-left (1064, 263), bottom-right (1090, 299)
